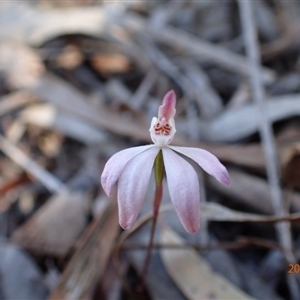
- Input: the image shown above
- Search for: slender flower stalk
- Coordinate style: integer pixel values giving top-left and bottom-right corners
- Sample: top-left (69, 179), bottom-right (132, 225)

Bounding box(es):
top-left (101, 90), bottom-right (230, 234)
top-left (141, 181), bottom-right (163, 285)
top-left (140, 150), bottom-right (164, 283)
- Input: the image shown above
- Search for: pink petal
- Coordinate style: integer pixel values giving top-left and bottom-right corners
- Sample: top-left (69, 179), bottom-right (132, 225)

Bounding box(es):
top-left (101, 145), bottom-right (154, 197)
top-left (118, 147), bottom-right (160, 229)
top-left (158, 90), bottom-right (176, 120)
top-left (162, 148), bottom-right (200, 233)
top-left (169, 146), bottom-right (231, 186)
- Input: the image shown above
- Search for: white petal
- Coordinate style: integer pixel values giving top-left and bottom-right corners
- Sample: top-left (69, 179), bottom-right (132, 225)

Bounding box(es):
top-left (170, 146), bottom-right (230, 186)
top-left (118, 147), bottom-right (160, 229)
top-left (101, 145), bottom-right (154, 197)
top-left (162, 148), bottom-right (200, 233)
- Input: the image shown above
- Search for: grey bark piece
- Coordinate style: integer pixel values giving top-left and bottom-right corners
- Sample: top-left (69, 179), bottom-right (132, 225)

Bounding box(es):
top-left (259, 250), bottom-right (285, 282)
top-left (0, 244), bottom-right (48, 300)
top-left (254, 0), bottom-right (279, 41)
top-left (235, 260), bottom-right (283, 300)
top-left (203, 248), bottom-right (244, 289)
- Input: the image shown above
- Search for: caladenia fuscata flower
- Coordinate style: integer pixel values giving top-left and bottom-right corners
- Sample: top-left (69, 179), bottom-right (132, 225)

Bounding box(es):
top-left (101, 90), bottom-right (230, 234)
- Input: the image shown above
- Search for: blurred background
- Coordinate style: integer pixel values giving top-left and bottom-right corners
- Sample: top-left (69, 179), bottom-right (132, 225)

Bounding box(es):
top-left (0, 0), bottom-right (300, 299)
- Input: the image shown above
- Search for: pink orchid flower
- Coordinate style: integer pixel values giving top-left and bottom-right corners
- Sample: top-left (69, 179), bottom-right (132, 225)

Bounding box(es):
top-left (101, 91), bottom-right (230, 233)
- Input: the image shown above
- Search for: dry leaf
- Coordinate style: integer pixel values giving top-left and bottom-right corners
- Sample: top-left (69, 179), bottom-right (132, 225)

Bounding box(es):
top-left (208, 168), bottom-right (300, 214)
top-left (0, 91), bottom-right (36, 117)
top-left (90, 53), bottom-right (131, 75)
top-left (0, 245), bottom-right (48, 299)
top-left (281, 142), bottom-right (300, 188)
top-left (12, 190), bottom-right (88, 257)
top-left (0, 42), bottom-right (44, 88)
top-left (49, 201), bottom-right (119, 300)
top-left (20, 103), bottom-right (106, 145)
top-left (30, 73), bottom-right (150, 142)
top-left (118, 11), bottom-right (275, 83)
top-left (202, 95), bottom-right (300, 142)
top-left (53, 45), bottom-right (83, 69)
top-left (201, 202), bottom-right (300, 223)
top-left (0, 4), bottom-right (108, 46)
top-left (30, 73), bottom-right (269, 169)
top-left (0, 134), bottom-right (64, 193)
top-left (160, 226), bottom-right (254, 300)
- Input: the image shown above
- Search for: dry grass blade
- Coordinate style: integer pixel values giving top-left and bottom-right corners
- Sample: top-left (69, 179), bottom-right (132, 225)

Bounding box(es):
top-left (49, 201), bottom-right (119, 300)
top-left (0, 4), bottom-right (108, 46)
top-left (208, 169), bottom-right (300, 214)
top-left (158, 203), bottom-right (300, 224)
top-left (29, 74), bottom-right (281, 172)
top-left (201, 202), bottom-right (300, 223)
top-left (160, 226), bottom-right (254, 300)
top-left (11, 162), bottom-right (99, 257)
top-left (130, 69), bottom-right (158, 110)
top-left (29, 75), bottom-right (277, 171)
top-left (182, 63), bottom-right (223, 118)
top-left (139, 36), bottom-right (194, 99)
top-left (117, 11), bottom-right (275, 83)
top-left (20, 103), bottom-right (106, 145)
top-left (203, 95), bottom-right (300, 142)
top-left (0, 42), bottom-right (44, 89)
top-left (238, 1), bottom-right (300, 298)
top-left (123, 238), bottom-right (282, 252)
top-left (0, 134), bottom-right (64, 193)
top-left (30, 74), bottom-right (150, 142)
top-left (204, 143), bottom-right (265, 169)
top-left (0, 1), bottom-right (298, 299)
top-left (0, 91), bottom-right (36, 117)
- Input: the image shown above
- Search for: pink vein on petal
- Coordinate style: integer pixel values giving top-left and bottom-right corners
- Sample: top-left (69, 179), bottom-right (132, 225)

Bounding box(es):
top-left (101, 145), bottom-right (155, 197)
top-left (169, 146), bottom-right (231, 186)
top-left (162, 148), bottom-right (200, 233)
top-left (118, 146), bottom-right (160, 229)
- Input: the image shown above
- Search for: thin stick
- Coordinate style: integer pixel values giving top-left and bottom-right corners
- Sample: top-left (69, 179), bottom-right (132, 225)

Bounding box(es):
top-left (139, 36), bottom-right (193, 99)
top-left (130, 69), bottom-right (157, 110)
top-left (118, 12), bottom-right (275, 83)
top-left (112, 209), bottom-right (155, 298)
top-left (0, 134), bottom-right (65, 193)
top-left (122, 237), bottom-right (283, 252)
top-left (238, 1), bottom-right (300, 299)
top-left (0, 91), bottom-right (35, 117)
